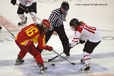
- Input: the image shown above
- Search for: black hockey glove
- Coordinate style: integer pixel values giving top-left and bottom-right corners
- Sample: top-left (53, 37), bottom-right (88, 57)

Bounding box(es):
top-left (11, 0), bottom-right (16, 5)
top-left (79, 39), bottom-right (85, 44)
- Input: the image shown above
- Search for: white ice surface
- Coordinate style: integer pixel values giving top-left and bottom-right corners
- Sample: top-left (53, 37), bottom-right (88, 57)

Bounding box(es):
top-left (0, 0), bottom-right (114, 76)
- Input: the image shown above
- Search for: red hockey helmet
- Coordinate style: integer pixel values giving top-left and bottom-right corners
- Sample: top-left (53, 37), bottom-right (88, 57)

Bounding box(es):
top-left (41, 19), bottom-right (50, 29)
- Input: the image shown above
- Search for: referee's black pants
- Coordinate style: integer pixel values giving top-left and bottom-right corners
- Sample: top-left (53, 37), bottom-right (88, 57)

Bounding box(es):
top-left (46, 25), bottom-right (70, 56)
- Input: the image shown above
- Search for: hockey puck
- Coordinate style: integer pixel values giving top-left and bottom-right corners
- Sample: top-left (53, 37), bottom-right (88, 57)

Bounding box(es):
top-left (72, 63), bottom-right (75, 65)
top-left (51, 63), bottom-right (55, 66)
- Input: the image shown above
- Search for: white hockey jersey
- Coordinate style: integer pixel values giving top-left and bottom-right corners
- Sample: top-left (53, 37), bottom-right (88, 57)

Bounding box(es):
top-left (19, 0), bottom-right (36, 6)
top-left (70, 24), bottom-right (101, 47)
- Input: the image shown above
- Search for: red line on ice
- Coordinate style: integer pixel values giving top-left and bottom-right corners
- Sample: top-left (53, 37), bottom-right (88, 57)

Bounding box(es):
top-left (0, 15), bottom-right (19, 31)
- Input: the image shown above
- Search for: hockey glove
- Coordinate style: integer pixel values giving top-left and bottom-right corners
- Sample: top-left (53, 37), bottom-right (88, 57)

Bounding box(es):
top-left (79, 39), bottom-right (85, 44)
top-left (45, 45), bottom-right (53, 51)
top-left (11, 0), bottom-right (16, 5)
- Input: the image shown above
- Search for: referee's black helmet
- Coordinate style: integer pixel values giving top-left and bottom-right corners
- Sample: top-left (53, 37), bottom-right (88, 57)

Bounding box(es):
top-left (61, 2), bottom-right (69, 11)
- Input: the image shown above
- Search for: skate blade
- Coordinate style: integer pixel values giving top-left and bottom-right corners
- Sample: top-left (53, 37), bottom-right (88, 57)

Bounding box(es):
top-left (40, 67), bottom-right (47, 74)
top-left (80, 69), bottom-right (91, 73)
top-left (15, 62), bottom-right (23, 65)
top-left (40, 70), bottom-right (46, 74)
top-left (40, 71), bottom-right (44, 74)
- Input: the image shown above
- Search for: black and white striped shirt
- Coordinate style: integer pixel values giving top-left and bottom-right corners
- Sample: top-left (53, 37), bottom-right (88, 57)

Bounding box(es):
top-left (48, 8), bottom-right (67, 30)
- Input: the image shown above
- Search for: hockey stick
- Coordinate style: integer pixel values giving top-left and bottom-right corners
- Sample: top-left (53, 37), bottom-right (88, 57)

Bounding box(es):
top-left (2, 24), bottom-right (15, 39)
top-left (48, 52), bottom-right (63, 62)
top-left (15, 3), bottom-right (42, 21)
top-left (52, 50), bottom-right (75, 65)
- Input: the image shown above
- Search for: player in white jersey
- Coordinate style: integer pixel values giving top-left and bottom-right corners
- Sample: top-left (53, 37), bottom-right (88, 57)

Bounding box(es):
top-left (11, 0), bottom-right (38, 25)
top-left (69, 18), bottom-right (101, 71)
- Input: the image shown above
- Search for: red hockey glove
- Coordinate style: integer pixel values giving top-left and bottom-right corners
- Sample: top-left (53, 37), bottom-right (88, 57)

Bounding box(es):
top-left (45, 45), bottom-right (53, 51)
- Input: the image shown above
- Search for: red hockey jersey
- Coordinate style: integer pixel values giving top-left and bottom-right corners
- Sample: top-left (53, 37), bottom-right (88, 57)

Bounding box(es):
top-left (15, 23), bottom-right (46, 49)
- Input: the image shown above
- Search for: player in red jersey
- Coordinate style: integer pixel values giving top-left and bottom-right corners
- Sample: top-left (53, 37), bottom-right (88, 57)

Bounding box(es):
top-left (69, 18), bottom-right (101, 72)
top-left (15, 19), bottom-right (53, 73)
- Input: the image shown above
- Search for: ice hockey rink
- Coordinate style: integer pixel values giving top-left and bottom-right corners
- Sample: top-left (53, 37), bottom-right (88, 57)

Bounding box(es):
top-left (0, 0), bottom-right (114, 76)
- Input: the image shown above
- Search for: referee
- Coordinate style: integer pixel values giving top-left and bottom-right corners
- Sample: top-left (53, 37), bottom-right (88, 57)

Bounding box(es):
top-left (45, 2), bottom-right (70, 56)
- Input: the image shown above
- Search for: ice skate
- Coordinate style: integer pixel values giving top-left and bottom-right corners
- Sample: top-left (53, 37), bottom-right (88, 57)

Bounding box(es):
top-left (81, 63), bottom-right (91, 72)
top-left (37, 63), bottom-right (47, 74)
top-left (15, 55), bottom-right (24, 65)
top-left (40, 66), bottom-right (47, 74)
top-left (18, 17), bottom-right (27, 26)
